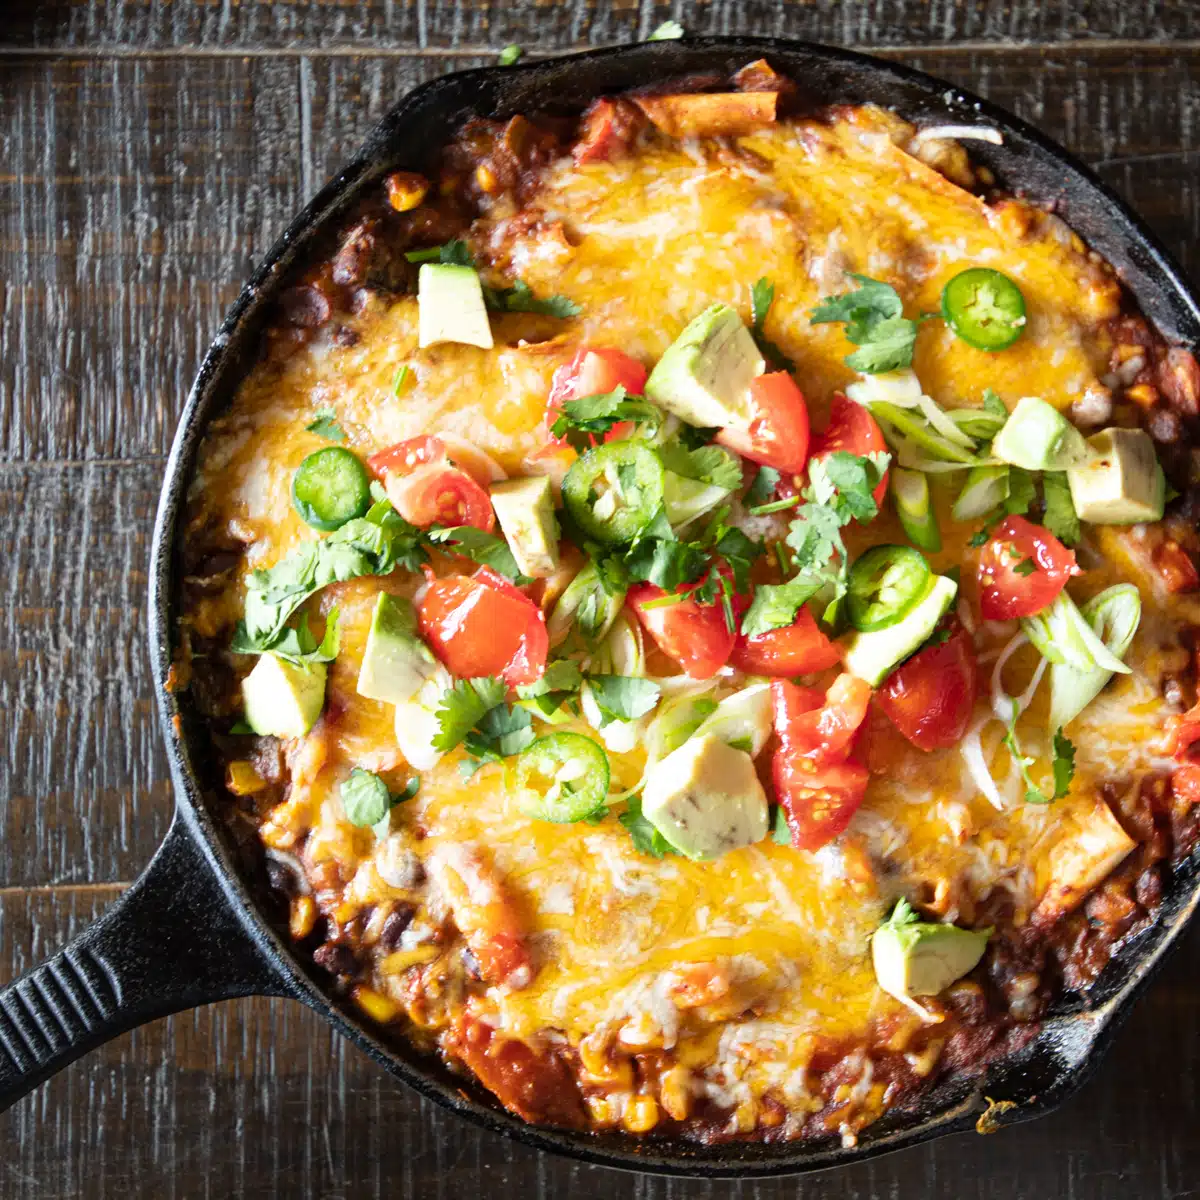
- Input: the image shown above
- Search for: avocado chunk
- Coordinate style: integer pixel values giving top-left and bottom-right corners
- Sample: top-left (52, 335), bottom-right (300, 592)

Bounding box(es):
top-left (394, 669), bottom-right (454, 771)
top-left (693, 683), bottom-right (774, 757)
top-left (991, 396), bottom-right (1091, 471)
top-left (871, 900), bottom-right (990, 1001)
top-left (840, 574), bottom-right (958, 687)
top-left (641, 732), bottom-right (769, 860)
top-left (489, 475), bottom-right (561, 578)
top-left (417, 263), bottom-right (494, 350)
top-left (645, 304), bottom-right (764, 429)
top-left (357, 593), bottom-right (441, 707)
top-left (663, 471), bottom-right (732, 528)
top-left (1066, 427), bottom-right (1165, 524)
top-left (242, 653), bottom-right (327, 738)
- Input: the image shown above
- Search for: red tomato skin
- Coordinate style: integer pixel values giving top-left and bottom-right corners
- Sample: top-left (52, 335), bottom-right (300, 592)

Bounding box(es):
top-left (628, 583), bottom-right (735, 680)
top-left (417, 574), bottom-right (547, 688)
top-left (384, 463), bottom-right (495, 532)
top-left (772, 674), bottom-right (873, 764)
top-left (1154, 540), bottom-right (1200, 594)
top-left (368, 435), bottom-right (446, 477)
top-left (546, 347), bottom-right (648, 446)
top-left (807, 393), bottom-right (889, 505)
top-left (773, 755), bottom-right (870, 851)
top-left (730, 606), bottom-right (841, 676)
top-left (977, 515), bottom-right (1079, 620)
top-left (877, 619), bottom-right (979, 751)
top-left (1164, 699), bottom-right (1200, 759)
top-left (715, 373), bottom-right (810, 474)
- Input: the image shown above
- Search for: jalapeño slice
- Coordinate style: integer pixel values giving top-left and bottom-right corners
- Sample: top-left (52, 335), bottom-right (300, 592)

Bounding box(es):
top-left (941, 267), bottom-right (1026, 351)
top-left (516, 732), bottom-right (610, 823)
top-left (291, 447), bottom-right (372, 531)
top-left (846, 544), bottom-right (932, 633)
top-left (562, 440), bottom-right (665, 544)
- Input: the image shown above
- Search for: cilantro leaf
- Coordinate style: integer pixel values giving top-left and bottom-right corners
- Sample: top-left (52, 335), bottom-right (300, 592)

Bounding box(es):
top-left (549, 386), bottom-right (661, 451)
top-left (405, 239), bottom-right (474, 266)
top-left (657, 438), bottom-right (743, 490)
top-left (427, 525), bottom-right (526, 582)
top-left (771, 805), bottom-right (792, 846)
top-left (1004, 466), bottom-right (1036, 517)
top-left (484, 279), bottom-right (581, 319)
top-left (647, 18), bottom-right (684, 39)
top-left (620, 795), bottom-right (678, 857)
top-left (341, 769), bottom-right (393, 828)
top-left (676, 424), bottom-right (720, 451)
top-left (306, 407), bottom-right (346, 442)
top-left (1041, 472), bottom-right (1081, 546)
top-left (586, 675), bottom-right (662, 725)
top-left (740, 577), bottom-right (823, 638)
top-left (749, 276), bottom-right (792, 371)
top-left (463, 703), bottom-right (535, 770)
top-left (432, 677), bottom-right (507, 753)
top-left (1052, 728), bottom-right (1076, 799)
top-left (811, 451), bottom-right (889, 522)
top-left (810, 274), bottom-right (924, 373)
top-left (250, 607), bottom-right (342, 665)
top-left (518, 660), bottom-right (583, 699)
top-left (746, 465), bottom-right (782, 506)
top-left (497, 43), bottom-right (522, 65)
top-left (623, 534), bottom-right (707, 592)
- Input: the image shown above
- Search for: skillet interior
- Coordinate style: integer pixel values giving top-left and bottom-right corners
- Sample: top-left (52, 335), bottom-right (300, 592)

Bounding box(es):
top-left (151, 36), bottom-right (1200, 1176)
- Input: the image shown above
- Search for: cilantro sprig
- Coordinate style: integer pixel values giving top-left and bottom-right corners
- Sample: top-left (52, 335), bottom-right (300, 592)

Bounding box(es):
top-left (550, 386), bottom-right (662, 451)
top-left (586, 675), bottom-right (662, 726)
top-left (341, 768), bottom-right (419, 828)
top-left (1004, 702), bottom-right (1076, 804)
top-left (810, 274), bottom-right (929, 373)
top-left (620, 795), bottom-right (679, 858)
top-left (305, 407), bottom-right (346, 442)
top-left (750, 277), bottom-right (792, 371)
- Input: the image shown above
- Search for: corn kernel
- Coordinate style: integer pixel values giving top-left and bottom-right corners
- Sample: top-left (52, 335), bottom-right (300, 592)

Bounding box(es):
top-left (354, 986), bottom-right (400, 1024)
top-left (623, 1094), bottom-right (659, 1133)
top-left (475, 164), bottom-right (500, 194)
top-left (1125, 382), bottom-right (1158, 409)
top-left (289, 894), bottom-right (316, 939)
top-left (225, 760), bottom-right (266, 796)
top-left (385, 170), bottom-right (429, 213)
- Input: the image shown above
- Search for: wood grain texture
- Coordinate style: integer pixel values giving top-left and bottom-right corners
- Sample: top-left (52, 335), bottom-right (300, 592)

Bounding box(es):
top-left (3, 0), bottom-right (1200, 53)
top-left (1, 887), bottom-right (1199, 1199)
top-left (5, 2), bottom-right (1200, 1193)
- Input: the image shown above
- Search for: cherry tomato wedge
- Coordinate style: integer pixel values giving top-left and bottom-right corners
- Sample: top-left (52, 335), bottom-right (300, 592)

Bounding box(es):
top-left (977, 515), bottom-right (1078, 620)
top-left (1153, 540), bottom-right (1200, 594)
top-left (808, 392), bottom-right (889, 505)
top-left (628, 582), bottom-right (735, 680)
top-left (716, 372), bottom-right (810, 474)
top-left (1164, 698), bottom-right (1200, 759)
top-left (417, 567), bottom-right (548, 688)
top-left (547, 347), bottom-right (648, 446)
top-left (730, 605), bottom-right (841, 676)
top-left (877, 617), bottom-right (979, 751)
top-left (772, 675), bottom-right (873, 765)
top-left (773, 756), bottom-right (870, 852)
top-left (370, 435), bottom-right (496, 532)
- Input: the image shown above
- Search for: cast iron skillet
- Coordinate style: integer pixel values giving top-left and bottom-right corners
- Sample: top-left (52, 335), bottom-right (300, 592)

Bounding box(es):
top-left (0, 37), bottom-right (1198, 1178)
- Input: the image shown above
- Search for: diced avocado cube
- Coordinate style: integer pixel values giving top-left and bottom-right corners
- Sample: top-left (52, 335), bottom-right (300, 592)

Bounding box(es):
top-left (417, 263), bottom-right (493, 350)
top-left (242, 652), bottom-right (327, 738)
top-left (841, 574), bottom-right (958, 687)
top-left (1066, 427), bottom-right (1165, 525)
top-left (489, 475), bottom-right (561, 578)
top-left (663, 471), bottom-right (733, 528)
top-left (641, 732), bottom-right (769, 860)
top-left (357, 593), bottom-right (441, 707)
top-left (645, 303), bottom-right (764, 429)
top-left (693, 683), bottom-right (774, 758)
top-left (991, 396), bottom-right (1091, 471)
top-left (872, 908), bottom-right (990, 1000)
top-left (394, 670), bottom-right (453, 771)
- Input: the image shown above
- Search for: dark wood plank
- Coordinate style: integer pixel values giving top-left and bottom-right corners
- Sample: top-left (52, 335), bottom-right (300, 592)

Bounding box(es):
top-left (3, 47), bottom-right (1200, 464)
top-left (2, 0), bottom-right (1199, 53)
top-left (2, 886), bottom-right (1198, 1199)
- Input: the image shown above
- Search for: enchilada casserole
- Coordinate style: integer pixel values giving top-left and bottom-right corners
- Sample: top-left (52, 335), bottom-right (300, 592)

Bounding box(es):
top-left (176, 60), bottom-right (1200, 1145)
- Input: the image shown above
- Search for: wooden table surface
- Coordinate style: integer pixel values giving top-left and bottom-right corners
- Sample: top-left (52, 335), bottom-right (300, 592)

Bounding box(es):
top-left (3, 1), bottom-right (1200, 1195)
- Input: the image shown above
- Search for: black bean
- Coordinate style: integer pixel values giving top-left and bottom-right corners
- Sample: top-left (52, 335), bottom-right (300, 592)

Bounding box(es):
top-left (378, 904), bottom-right (416, 952)
top-left (313, 942), bottom-right (358, 977)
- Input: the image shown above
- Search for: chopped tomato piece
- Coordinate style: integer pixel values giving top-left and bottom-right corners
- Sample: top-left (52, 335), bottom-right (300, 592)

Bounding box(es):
top-left (807, 392), bottom-right (889, 505)
top-left (877, 618), bottom-right (979, 751)
top-left (628, 581), bottom-right (735, 680)
top-left (730, 605), bottom-right (841, 676)
top-left (370, 435), bottom-right (496, 532)
top-left (417, 569), bottom-right (548, 688)
top-left (772, 675), bottom-right (872, 765)
top-left (546, 346), bottom-right (647, 447)
top-left (773, 757), bottom-right (870, 852)
top-left (1164, 698), bottom-right (1200, 759)
top-left (716, 372), bottom-right (810, 474)
top-left (573, 97), bottom-right (643, 166)
top-left (977, 515), bottom-right (1078, 620)
top-left (1154, 540), bottom-right (1200, 594)
top-left (1171, 763), bottom-right (1200, 808)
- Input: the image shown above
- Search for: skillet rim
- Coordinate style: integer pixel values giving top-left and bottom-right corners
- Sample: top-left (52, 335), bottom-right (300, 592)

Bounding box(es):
top-left (149, 34), bottom-right (1200, 1177)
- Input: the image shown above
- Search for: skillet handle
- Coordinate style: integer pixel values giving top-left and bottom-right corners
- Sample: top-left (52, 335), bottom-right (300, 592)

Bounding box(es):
top-left (0, 815), bottom-right (291, 1113)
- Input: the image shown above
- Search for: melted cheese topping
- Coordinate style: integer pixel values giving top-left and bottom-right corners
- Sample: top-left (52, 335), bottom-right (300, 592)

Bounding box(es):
top-left (185, 105), bottom-right (1195, 1129)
